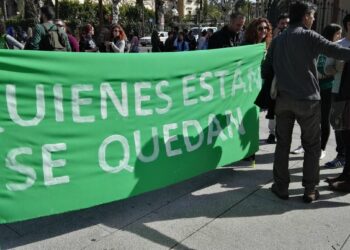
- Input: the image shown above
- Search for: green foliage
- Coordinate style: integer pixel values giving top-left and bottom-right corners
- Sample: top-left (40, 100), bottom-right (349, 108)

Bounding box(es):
top-left (207, 4), bottom-right (221, 24)
top-left (58, 0), bottom-right (111, 29)
top-left (119, 4), bottom-right (155, 36)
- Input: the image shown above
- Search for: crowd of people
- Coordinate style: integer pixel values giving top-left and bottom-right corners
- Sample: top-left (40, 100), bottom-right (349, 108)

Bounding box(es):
top-left (1, 2), bottom-right (350, 202)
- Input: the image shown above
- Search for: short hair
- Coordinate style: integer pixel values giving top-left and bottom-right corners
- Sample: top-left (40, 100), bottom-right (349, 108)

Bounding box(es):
top-left (321, 23), bottom-right (342, 41)
top-left (40, 5), bottom-right (55, 20)
top-left (289, 1), bottom-right (317, 25)
top-left (230, 12), bottom-right (246, 21)
top-left (278, 13), bottom-right (289, 22)
top-left (343, 14), bottom-right (350, 32)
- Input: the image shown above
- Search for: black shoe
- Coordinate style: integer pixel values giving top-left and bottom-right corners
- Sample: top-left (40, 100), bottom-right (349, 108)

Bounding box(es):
top-left (325, 174), bottom-right (348, 184)
top-left (329, 180), bottom-right (350, 193)
top-left (265, 134), bottom-right (276, 144)
top-left (271, 184), bottom-right (289, 200)
top-left (303, 189), bottom-right (319, 203)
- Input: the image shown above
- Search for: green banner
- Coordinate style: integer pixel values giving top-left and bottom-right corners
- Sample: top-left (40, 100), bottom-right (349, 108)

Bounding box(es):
top-left (0, 44), bottom-right (264, 223)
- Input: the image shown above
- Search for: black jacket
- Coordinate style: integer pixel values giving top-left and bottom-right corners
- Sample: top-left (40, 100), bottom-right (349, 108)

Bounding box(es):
top-left (208, 26), bottom-right (243, 49)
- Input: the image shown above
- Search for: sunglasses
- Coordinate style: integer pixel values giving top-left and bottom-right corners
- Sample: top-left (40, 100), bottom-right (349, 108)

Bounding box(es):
top-left (257, 26), bottom-right (268, 32)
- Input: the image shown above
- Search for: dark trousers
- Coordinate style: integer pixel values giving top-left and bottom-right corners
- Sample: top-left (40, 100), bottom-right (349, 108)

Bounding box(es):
top-left (335, 130), bottom-right (345, 158)
top-left (342, 130), bottom-right (350, 177)
top-left (320, 89), bottom-right (332, 150)
top-left (274, 94), bottom-right (321, 191)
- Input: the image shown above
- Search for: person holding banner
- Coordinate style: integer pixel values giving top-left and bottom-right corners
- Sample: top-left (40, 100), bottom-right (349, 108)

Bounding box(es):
top-left (208, 12), bottom-right (246, 49)
top-left (262, 1), bottom-right (350, 203)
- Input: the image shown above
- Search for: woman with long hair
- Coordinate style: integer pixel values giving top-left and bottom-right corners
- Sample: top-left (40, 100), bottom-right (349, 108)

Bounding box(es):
top-left (242, 17), bottom-right (273, 47)
top-left (105, 24), bottom-right (127, 53)
top-left (79, 24), bottom-right (98, 52)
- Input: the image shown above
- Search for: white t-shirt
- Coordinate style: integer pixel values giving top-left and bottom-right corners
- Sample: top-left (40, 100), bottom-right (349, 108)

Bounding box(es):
top-left (325, 37), bottom-right (350, 93)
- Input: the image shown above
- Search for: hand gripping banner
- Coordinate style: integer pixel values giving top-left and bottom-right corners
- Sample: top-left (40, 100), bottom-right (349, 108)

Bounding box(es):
top-left (0, 44), bottom-right (264, 223)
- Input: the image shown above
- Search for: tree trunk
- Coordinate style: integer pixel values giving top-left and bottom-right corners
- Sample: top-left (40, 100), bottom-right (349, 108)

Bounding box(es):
top-left (99, 0), bottom-right (103, 30)
top-left (112, 0), bottom-right (121, 24)
top-left (1, 0), bottom-right (8, 21)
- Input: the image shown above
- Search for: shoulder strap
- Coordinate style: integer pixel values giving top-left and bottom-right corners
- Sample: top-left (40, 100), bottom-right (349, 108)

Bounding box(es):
top-left (42, 23), bottom-right (56, 33)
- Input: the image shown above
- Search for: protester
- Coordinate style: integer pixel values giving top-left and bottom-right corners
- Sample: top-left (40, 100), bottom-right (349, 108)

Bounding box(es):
top-left (164, 31), bottom-right (175, 52)
top-left (208, 12), bottom-right (246, 49)
top-left (262, 1), bottom-right (350, 203)
top-left (105, 24), bottom-right (126, 53)
top-left (55, 19), bottom-right (79, 52)
top-left (273, 13), bottom-right (290, 38)
top-left (129, 30), bottom-right (139, 53)
top-left (173, 32), bottom-right (189, 52)
top-left (197, 30), bottom-right (207, 50)
top-left (97, 27), bottom-right (111, 53)
top-left (326, 59), bottom-right (350, 192)
top-left (25, 5), bottom-right (71, 51)
top-left (263, 14), bottom-right (290, 144)
top-left (79, 24), bottom-right (98, 52)
top-left (186, 30), bottom-right (197, 50)
top-left (0, 20), bottom-right (24, 50)
top-left (242, 18), bottom-right (272, 47)
top-left (324, 15), bottom-right (350, 169)
top-left (151, 30), bottom-right (163, 52)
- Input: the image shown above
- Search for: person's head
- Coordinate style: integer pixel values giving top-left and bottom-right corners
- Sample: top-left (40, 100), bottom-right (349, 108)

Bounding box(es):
top-left (343, 14), bottom-right (350, 34)
top-left (321, 23), bottom-right (342, 42)
top-left (244, 18), bottom-right (272, 45)
top-left (40, 5), bottom-right (55, 23)
top-left (183, 28), bottom-right (188, 34)
top-left (201, 30), bottom-right (207, 37)
top-left (289, 1), bottom-right (317, 29)
top-left (277, 13), bottom-right (289, 31)
top-left (83, 24), bottom-right (94, 36)
top-left (168, 31), bottom-right (174, 38)
top-left (207, 28), bottom-right (214, 37)
top-left (111, 24), bottom-right (127, 40)
top-left (54, 19), bottom-right (65, 31)
top-left (229, 12), bottom-right (246, 33)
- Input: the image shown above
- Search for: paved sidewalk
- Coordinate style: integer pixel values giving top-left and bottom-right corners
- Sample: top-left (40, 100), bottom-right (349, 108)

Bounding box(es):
top-left (1, 113), bottom-right (349, 250)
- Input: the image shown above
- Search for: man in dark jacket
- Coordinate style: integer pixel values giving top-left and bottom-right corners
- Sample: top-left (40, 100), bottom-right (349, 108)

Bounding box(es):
top-left (208, 12), bottom-right (245, 49)
top-left (262, 1), bottom-right (350, 203)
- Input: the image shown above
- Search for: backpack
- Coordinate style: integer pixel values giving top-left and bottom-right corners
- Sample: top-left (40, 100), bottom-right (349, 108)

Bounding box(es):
top-left (41, 23), bottom-right (67, 51)
top-left (0, 35), bottom-right (9, 49)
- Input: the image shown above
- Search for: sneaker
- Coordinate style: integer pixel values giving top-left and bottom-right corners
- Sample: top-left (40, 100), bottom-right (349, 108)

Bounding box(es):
top-left (329, 180), bottom-right (350, 193)
top-left (320, 150), bottom-right (326, 160)
top-left (324, 157), bottom-right (345, 169)
top-left (271, 183), bottom-right (289, 200)
top-left (303, 189), bottom-right (319, 203)
top-left (265, 134), bottom-right (276, 144)
top-left (291, 145), bottom-right (304, 154)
